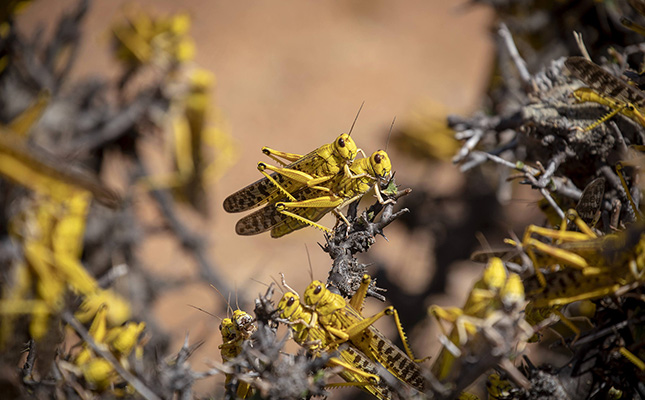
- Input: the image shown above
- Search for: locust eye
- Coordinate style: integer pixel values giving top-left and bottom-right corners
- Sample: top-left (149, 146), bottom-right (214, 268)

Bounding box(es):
top-left (374, 154), bottom-right (382, 163)
top-left (218, 323), bottom-right (223, 330)
top-left (287, 297), bottom-right (295, 307)
top-left (314, 285), bottom-right (322, 295)
top-left (338, 138), bottom-right (345, 147)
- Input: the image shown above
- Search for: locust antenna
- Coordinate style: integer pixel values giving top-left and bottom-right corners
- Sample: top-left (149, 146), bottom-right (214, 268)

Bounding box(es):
top-left (187, 304), bottom-right (221, 321)
top-left (280, 272), bottom-right (298, 294)
top-left (304, 244), bottom-right (314, 281)
top-left (385, 116), bottom-right (396, 151)
top-left (251, 278), bottom-right (270, 287)
top-left (270, 275), bottom-right (285, 294)
top-left (348, 101), bottom-right (365, 137)
top-left (210, 284), bottom-right (234, 316)
top-left (235, 282), bottom-right (240, 312)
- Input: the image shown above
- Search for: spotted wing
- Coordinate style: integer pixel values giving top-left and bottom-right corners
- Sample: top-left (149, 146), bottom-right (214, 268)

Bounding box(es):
top-left (337, 345), bottom-right (394, 400)
top-left (223, 152), bottom-right (322, 213)
top-left (565, 57), bottom-right (645, 108)
top-left (235, 186), bottom-right (331, 236)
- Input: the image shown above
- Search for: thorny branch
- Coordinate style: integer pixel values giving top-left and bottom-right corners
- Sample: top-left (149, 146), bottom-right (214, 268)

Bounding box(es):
top-left (322, 178), bottom-right (411, 300)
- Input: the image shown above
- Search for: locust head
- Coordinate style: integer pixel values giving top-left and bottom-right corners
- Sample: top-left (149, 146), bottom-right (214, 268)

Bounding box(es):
top-left (303, 280), bottom-right (327, 307)
top-left (219, 318), bottom-right (237, 345)
top-left (277, 292), bottom-right (303, 320)
top-left (303, 280), bottom-right (347, 315)
top-left (232, 309), bottom-right (256, 339)
top-left (369, 150), bottom-right (392, 180)
top-left (333, 133), bottom-right (358, 162)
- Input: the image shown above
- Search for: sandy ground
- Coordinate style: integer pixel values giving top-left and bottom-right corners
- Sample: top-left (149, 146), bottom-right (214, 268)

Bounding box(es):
top-left (19, 1), bottom-right (497, 396)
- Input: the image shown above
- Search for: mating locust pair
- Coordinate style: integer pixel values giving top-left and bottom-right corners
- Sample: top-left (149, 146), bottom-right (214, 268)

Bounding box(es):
top-left (219, 274), bottom-right (429, 400)
top-left (223, 132), bottom-right (393, 238)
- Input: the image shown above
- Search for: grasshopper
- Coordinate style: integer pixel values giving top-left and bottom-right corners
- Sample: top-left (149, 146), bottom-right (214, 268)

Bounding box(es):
top-left (511, 214), bottom-right (645, 344)
top-left (300, 274), bottom-right (428, 393)
top-left (0, 130), bottom-right (125, 346)
top-left (235, 149), bottom-right (392, 237)
top-left (565, 56), bottom-right (645, 130)
top-left (223, 133), bottom-right (360, 215)
top-left (429, 258), bottom-right (508, 380)
top-left (503, 209), bottom-right (602, 289)
top-left (0, 131), bottom-right (120, 208)
top-left (431, 265), bottom-right (532, 391)
top-left (276, 290), bottom-right (394, 400)
top-left (521, 222), bottom-right (645, 309)
top-left (140, 69), bottom-right (236, 214)
top-left (520, 226), bottom-right (645, 370)
top-left (70, 305), bottom-right (146, 393)
top-left (111, 8), bottom-right (194, 70)
top-left (219, 309), bottom-right (256, 399)
top-left (1, 190), bottom-right (131, 345)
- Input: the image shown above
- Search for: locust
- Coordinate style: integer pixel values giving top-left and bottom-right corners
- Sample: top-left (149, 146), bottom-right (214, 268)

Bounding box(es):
top-left (565, 56), bottom-right (645, 130)
top-left (223, 133), bottom-right (360, 215)
top-left (0, 130), bottom-right (120, 209)
top-left (140, 68), bottom-right (236, 214)
top-left (429, 258), bottom-right (508, 380)
top-left (0, 129), bottom-right (126, 346)
top-left (235, 149), bottom-right (392, 238)
top-left (219, 309), bottom-right (256, 399)
top-left (503, 208), bottom-right (644, 334)
top-left (68, 305), bottom-right (146, 394)
top-left (276, 290), bottom-right (394, 400)
top-left (518, 222), bottom-right (645, 369)
top-left (430, 260), bottom-right (532, 392)
top-left (521, 221), bottom-right (645, 309)
top-left (300, 274), bottom-right (428, 393)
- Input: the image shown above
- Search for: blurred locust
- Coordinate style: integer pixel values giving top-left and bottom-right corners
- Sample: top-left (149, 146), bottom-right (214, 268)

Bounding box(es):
top-left (140, 69), bottom-right (236, 214)
top-left (429, 258), bottom-right (508, 380)
top-left (429, 258), bottom-right (531, 392)
top-left (299, 274), bottom-right (428, 393)
top-left (111, 8), bottom-right (194, 70)
top-left (235, 149), bottom-right (392, 238)
top-left (0, 111), bottom-right (126, 346)
top-left (277, 288), bottom-right (395, 400)
top-left (66, 305), bottom-right (146, 394)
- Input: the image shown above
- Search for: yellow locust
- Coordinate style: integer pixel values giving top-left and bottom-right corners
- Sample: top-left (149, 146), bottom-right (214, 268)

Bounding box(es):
top-left (518, 221), bottom-right (645, 370)
top-left (519, 219), bottom-right (645, 309)
top-left (235, 149), bottom-right (392, 238)
top-left (429, 258), bottom-right (508, 381)
top-left (277, 290), bottom-right (395, 400)
top-left (300, 275), bottom-right (428, 393)
top-left (223, 133), bottom-right (360, 215)
top-left (430, 260), bottom-right (531, 389)
top-left (566, 56), bottom-right (645, 130)
top-left (219, 309), bottom-right (256, 399)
